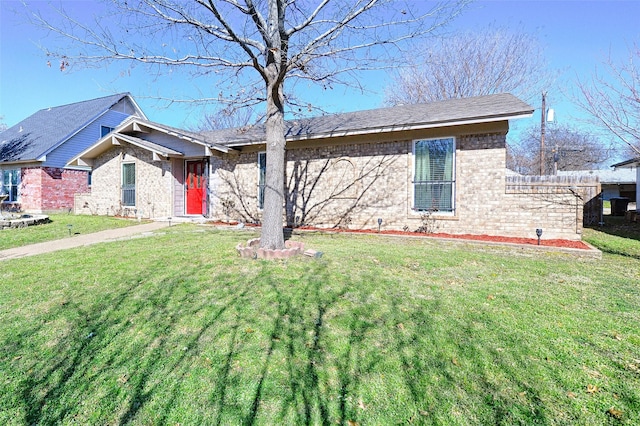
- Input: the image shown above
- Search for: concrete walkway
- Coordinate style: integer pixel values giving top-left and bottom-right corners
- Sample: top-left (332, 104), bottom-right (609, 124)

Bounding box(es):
top-left (0, 221), bottom-right (170, 261)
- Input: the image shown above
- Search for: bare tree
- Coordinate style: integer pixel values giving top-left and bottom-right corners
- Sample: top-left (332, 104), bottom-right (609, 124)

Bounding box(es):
top-left (28, 0), bottom-right (468, 249)
top-left (576, 41), bottom-right (640, 157)
top-left (385, 27), bottom-right (550, 105)
top-left (194, 105), bottom-right (257, 132)
top-left (507, 124), bottom-right (611, 175)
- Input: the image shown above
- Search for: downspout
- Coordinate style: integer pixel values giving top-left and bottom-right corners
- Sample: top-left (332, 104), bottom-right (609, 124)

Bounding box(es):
top-left (636, 166), bottom-right (640, 212)
top-left (204, 157), bottom-right (210, 218)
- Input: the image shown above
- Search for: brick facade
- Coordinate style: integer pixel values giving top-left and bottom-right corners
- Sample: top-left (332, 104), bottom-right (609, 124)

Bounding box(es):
top-left (18, 167), bottom-right (89, 213)
top-left (76, 124), bottom-right (596, 241)
top-left (209, 130), bottom-right (594, 240)
top-left (75, 146), bottom-right (174, 218)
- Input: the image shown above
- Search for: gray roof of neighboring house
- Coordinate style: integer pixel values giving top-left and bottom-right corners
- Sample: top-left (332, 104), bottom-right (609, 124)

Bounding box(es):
top-left (612, 157), bottom-right (640, 169)
top-left (202, 93), bottom-right (534, 147)
top-left (557, 169), bottom-right (636, 184)
top-left (0, 93), bottom-right (140, 163)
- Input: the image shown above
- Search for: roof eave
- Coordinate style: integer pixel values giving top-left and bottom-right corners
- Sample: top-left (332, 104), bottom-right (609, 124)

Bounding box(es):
top-left (223, 110), bottom-right (534, 148)
top-left (612, 157), bottom-right (640, 168)
top-left (0, 158), bottom-right (45, 166)
top-left (120, 118), bottom-right (229, 154)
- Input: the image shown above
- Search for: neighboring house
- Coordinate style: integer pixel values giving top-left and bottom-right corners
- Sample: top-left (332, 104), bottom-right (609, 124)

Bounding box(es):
top-left (558, 168), bottom-right (637, 201)
top-left (0, 94), bottom-right (145, 212)
top-left (69, 93), bottom-right (597, 240)
top-left (612, 157), bottom-right (640, 210)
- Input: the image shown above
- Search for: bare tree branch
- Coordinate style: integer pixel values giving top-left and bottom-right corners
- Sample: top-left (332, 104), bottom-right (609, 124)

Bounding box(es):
top-left (24, 0), bottom-right (469, 249)
top-left (575, 42), bottom-right (640, 156)
top-left (384, 27), bottom-right (552, 106)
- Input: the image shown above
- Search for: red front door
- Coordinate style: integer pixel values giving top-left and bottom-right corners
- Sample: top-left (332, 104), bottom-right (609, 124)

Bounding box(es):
top-left (186, 160), bottom-right (206, 215)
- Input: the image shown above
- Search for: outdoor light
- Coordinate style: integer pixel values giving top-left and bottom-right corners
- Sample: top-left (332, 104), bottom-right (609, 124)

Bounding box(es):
top-left (536, 228), bottom-right (543, 245)
top-left (377, 217), bottom-right (383, 233)
top-left (67, 224), bottom-right (73, 236)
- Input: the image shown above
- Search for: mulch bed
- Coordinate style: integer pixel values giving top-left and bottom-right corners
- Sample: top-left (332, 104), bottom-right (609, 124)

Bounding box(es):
top-left (206, 221), bottom-right (591, 250)
top-left (296, 227), bottom-right (592, 250)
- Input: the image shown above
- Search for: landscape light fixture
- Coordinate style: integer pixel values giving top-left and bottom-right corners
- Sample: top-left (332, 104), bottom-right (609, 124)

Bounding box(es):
top-left (67, 224), bottom-right (73, 236)
top-left (536, 228), bottom-right (543, 245)
top-left (377, 218), bottom-right (383, 233)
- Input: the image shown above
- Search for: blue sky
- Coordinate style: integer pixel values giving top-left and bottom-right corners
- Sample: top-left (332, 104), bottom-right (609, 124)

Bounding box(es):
top-left (1, 0), bottom-right (639, 150)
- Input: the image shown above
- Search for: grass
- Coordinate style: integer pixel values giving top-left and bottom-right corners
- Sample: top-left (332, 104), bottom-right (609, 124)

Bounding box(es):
top-left (0, 214), bottom-right (142, 250)
top-left (584, 216), bottom-right (640, 259)
top-left (0, 220), bottom-right (639, 425)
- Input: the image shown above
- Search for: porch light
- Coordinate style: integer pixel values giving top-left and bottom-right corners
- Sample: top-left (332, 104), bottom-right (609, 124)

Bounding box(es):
top-left (377, 218), bottom-right (383, 233)
top-left (536, 228), bottom-right (543, 245)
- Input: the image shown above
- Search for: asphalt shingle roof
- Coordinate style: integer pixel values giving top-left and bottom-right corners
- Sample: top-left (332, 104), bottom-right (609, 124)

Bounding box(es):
top-left (0, 93), bottom-right (132, 163)
top-left (202, 93), bottom-right (534, 146)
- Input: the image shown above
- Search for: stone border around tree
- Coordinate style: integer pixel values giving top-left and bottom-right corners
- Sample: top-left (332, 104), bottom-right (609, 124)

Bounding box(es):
top-left (236, 238), bottom-right (305, 259)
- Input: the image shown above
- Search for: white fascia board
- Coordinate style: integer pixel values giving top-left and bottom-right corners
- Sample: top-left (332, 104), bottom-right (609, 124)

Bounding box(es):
top-left (126, 94), bottom-right (148, 120)
top-left (123, 119), bottom-right (228, 153)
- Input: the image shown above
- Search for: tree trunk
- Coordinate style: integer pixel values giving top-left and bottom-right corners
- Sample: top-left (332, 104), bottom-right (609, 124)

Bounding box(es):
top-left (260, 74), bottom-right (286, 250)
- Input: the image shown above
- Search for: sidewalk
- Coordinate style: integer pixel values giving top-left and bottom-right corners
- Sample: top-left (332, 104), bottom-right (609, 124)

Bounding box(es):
top-left (0, 221), bottom-right (170, 261)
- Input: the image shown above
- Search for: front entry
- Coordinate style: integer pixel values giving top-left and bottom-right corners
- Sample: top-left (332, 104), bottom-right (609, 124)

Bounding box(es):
top-left (186, 160), bottom-right (206, 215)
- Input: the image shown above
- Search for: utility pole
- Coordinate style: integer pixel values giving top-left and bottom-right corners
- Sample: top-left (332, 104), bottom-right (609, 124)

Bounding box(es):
top-left (540, 92), bottom-right (546, 176)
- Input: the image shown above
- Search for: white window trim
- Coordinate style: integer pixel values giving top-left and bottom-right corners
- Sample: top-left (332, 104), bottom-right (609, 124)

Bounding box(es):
top-left (1, 168), bottom-right (21, 203)
top-left (410, 137), bottom-right (456, 216)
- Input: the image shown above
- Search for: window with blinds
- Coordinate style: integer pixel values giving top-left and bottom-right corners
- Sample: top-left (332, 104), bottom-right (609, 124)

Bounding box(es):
top-left (413, 137), bottom-right (455, 212)
top-left (122, 163), bottom-right (136, 207)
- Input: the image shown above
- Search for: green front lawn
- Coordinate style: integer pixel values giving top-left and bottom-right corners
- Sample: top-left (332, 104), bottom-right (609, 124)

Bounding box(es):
top-left (0, 214), bottom-right (142, 250)
top-left (1, 224), bottom-right (639, 425)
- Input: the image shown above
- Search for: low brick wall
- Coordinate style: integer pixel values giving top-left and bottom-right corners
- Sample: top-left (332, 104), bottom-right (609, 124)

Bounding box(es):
top-left (20, 167), bottom-right (89, 213)
top-left (76, 125), bottom-right (596, 241)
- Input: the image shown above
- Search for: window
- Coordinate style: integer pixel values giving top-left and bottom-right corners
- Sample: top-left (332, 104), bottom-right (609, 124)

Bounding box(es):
top-left (101, 125), bottom-right (115, 137)
top-left (122, 163), bottom-right (136, 206)
top-left (258, 152), bottom-right (266, 209)
top-left (1, 169), bottom-right (20, 202)
top-left (413, 137), bottom-right (455, 212)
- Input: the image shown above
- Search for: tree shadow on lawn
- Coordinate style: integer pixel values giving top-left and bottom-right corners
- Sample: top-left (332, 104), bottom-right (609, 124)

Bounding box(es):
top-left (387, 295), bottom-right (558, 424)
top-left (585, 216), bottom-right (640, 259)
top-left (7, 260), bottom-right (253, 424)
top-left (588, 216), bottom-right (640, 242)
top-left (9, 252), bottom-right (630, 424)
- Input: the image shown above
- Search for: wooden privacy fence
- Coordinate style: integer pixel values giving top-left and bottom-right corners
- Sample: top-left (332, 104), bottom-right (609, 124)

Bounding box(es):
top-left (505, 175), bottom-right (602, 226)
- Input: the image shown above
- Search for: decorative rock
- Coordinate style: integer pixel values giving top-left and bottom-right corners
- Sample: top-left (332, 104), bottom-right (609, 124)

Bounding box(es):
top-left (236, 238), bottom-right (306, 259)
top-left (0, 214), bottom-right (50, 230)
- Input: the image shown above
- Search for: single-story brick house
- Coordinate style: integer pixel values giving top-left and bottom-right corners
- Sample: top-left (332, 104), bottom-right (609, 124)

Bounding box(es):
top-left (0, 94), bottom-right (145, 212)
top-left (69, 93), bottom-right (596, 240)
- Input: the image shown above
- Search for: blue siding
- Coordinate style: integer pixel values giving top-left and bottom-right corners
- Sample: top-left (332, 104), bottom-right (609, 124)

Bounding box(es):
top-left (138, 132), bottom-right (210, 157)
top-left (44, 110), bottom-right (132, 168)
